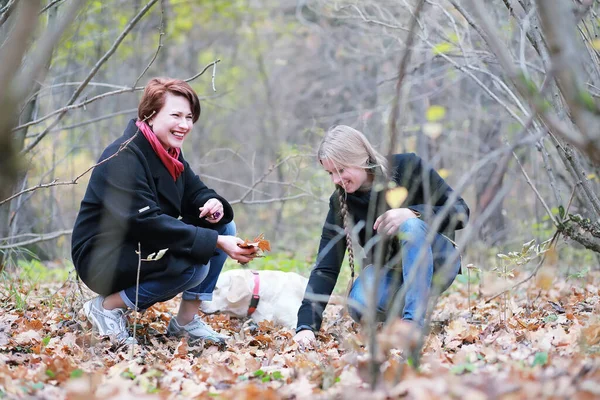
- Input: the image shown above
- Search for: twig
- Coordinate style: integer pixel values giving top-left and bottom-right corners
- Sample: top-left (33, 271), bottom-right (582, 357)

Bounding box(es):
top-left (512, 151), bottom-right (558, 226)
top-left (21, 0), bottom-right (159, 154)
top-left (39, 0), bottom-right (63, 14)
top-left (381, 0), bottom-right (426, 386)
top-left (42, 108), bottom-right (137, 134)
top-left (13, 0), bottom-right (84, 103)
top-left (0, 229), bottom-right (72, 249)
top-left (486, 231), bottom-right (561, 303)
top-left (132, 242), bottom-right (142, 358)
top-left (388, 0), bottom-right (426, 153)
top-left (132, 0), bottom-right (165, 88)
top-left (231, 194), bottom-right (314, 205)
top-left (0, 0), bottom-right (17, 27)
top-left (234, 155), bottom-right (298, 203)
top-left (338, 4), bottom-right (410, 31)
top-left (211, 59), bottom-right (217, 92)
top-left (183, 59), bottom-right (221, 83)
top-left (466, 0), bottom-right (591, 157)
top-left (0, 130), bottom-right (139, 207)
top-left (14, 59), bottom-right (221, 133)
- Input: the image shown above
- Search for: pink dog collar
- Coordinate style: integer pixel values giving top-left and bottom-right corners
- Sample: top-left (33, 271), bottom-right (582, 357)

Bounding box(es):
top-left (247, 270), bottom-right (260, 316)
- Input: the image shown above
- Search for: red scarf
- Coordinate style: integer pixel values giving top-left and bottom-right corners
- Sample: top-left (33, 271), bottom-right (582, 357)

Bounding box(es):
top-left (136, 120), bottom-right (184, 181)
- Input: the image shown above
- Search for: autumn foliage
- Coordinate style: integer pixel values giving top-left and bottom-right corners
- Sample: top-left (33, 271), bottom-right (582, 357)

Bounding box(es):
top-left (1, 268), bottom-right (600, 399)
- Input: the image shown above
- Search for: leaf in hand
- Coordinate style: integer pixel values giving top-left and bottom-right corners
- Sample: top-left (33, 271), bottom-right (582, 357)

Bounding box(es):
top-left (253, 233), bottom-right (271, 252)
top-left (238, 233), bottom-right (271, 252)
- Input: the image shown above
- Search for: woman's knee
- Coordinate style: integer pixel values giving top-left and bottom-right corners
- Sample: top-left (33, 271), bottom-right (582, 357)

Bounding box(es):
top-left (218, 220), bottom-right (236, 236)
top-left (399, 217), bottom-right (427, 233)
top-left (180, 263), bottom-right (210, 291)
top-left (348, 287), bottom-right (366, 322)
top-left (398, 218), bottom-right (428, 244)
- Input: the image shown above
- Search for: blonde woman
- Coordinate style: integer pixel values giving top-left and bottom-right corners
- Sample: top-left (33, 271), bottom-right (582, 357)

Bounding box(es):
top-left (294, 125), bottom-right (469, 344)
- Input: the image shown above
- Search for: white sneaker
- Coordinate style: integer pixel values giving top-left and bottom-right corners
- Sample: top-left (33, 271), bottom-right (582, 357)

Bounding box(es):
top-left (167, 315), bottom-right (228, 344)
top-left (83, 296), bottom-right (136, 345)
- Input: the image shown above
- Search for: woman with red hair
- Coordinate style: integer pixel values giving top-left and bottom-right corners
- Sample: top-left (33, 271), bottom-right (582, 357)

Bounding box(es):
top-left (72, 78), bottom-right (256, 346)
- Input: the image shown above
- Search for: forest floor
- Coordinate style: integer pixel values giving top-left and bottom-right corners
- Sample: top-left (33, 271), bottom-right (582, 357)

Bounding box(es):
top-left (1, 267), bottom-right (600, 399)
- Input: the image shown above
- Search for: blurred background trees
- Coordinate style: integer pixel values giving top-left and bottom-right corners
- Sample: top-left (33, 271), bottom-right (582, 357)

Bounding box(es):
top-left (2, 0), bottom-right (599, 274)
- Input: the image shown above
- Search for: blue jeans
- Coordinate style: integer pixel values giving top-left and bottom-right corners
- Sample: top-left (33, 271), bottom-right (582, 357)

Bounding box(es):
top-left (119, 221), bottom-right (236, 310)
top-left (348, 218), bottom-right (460, 325)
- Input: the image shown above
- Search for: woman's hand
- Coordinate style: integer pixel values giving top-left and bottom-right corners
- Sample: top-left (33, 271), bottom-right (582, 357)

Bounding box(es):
top-left (216, 235), bottom-right (257, 264)
top-left (199, 198), bottom-right (224, 223)
top-left (293, 329), bottom-right (316, 347)
top-left (373, 208), bottom-right (419, 236)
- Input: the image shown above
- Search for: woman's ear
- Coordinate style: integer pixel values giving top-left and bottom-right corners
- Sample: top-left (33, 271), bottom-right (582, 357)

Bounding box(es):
top-left (367, 157), bottom-right (377, 170)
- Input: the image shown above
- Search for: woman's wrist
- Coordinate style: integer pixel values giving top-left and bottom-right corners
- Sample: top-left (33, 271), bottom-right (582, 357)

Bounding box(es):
top-left (295, 324), bottom-right (314, 334)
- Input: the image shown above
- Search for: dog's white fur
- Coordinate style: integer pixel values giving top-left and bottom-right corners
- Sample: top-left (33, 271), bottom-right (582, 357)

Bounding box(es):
top-left (200, 269), bottom-right (308, 329)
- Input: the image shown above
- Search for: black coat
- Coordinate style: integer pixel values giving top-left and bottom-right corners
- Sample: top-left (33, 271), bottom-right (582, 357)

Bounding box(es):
top-left (297, 153), bottom-right (470, 331)
top-left (71, 119), bottom-right (234, 296)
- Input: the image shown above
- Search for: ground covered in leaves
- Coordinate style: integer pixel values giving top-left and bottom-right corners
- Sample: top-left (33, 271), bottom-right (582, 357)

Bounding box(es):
top-left (1, 269), bottom-right (600, 399)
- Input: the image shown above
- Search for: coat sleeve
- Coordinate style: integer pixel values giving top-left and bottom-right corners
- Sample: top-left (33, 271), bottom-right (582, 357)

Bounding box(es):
top-left (180, 159), bottom-right (234, 229)
top-left (91, 147), bottom-right (219, 264)
top-left (297, 195), bottom-right (347, 332)
top-left (401, 154), bottom-right (470, 233)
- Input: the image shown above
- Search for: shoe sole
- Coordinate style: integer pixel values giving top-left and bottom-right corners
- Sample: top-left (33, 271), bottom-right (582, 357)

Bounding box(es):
top-left (167, 330), bottom-right (226, 345)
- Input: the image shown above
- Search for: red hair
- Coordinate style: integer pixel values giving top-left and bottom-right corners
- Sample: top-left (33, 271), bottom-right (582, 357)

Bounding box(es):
top-left (138, 78), bottom-right (201, 123)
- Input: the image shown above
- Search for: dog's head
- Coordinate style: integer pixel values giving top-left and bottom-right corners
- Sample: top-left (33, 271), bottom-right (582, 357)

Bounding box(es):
top-left (200, 270), bottom-right (253, 317)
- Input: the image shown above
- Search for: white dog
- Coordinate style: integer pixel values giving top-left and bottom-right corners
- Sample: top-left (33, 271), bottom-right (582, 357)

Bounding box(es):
top-left (200, 269), bottom-right (308, 329)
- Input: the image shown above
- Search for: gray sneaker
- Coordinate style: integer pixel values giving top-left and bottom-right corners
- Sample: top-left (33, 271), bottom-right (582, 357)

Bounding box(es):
top-left (83, 296), bottom-right (136, 345)
top-left (167, 315), bottom-right (228, 344)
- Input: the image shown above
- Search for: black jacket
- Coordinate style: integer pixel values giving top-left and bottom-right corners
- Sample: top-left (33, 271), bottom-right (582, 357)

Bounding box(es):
top-left (297, 153), bottom-right (469, 331)
top-left (71, 119), bottom-right (233, 296)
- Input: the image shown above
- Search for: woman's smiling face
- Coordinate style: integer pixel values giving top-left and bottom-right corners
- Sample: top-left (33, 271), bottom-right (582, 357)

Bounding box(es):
top-left (320, 158), bottom-right (369, 193)
top-left (149, 93), bottom-right (193, 150)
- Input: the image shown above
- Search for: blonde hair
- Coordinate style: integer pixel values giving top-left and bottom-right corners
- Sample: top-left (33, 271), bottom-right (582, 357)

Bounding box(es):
top-left (318, 125), bottom-right (388, 291)
top-left (318, 125), bottom-right (388, 176)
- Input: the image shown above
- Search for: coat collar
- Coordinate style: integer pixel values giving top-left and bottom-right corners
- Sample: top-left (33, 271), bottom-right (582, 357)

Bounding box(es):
top-left (124, 119), bottom-right (184, 214)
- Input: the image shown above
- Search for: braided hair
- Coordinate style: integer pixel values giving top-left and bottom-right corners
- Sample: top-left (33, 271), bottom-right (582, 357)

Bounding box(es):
top-left (337, 187), bottom-right (356, 288)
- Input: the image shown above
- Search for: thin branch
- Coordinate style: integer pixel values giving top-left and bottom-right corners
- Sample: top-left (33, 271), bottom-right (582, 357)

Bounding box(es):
top-left (0, 131), bottom-right (139, 207)
top-left (381, 0), bottom-right (426, 383)
top-left (132, 242), bottom-right (142, 357)
top-left (21, 0), bottom-right (159, 154)
top-left (43, 108), bottom-right (137, 134)
top-left (0, 229), bottom-right (72, 249)
top-left (211, 58), bottom-right (217, 92)
top-left (338, 4), bottom-right (410, 31)
top-left (234, 155), bottom-right (301, 203)
top-left (230, 194), bottom-right (314, 205)
top-left (14, 59), bottom-right (221, 133)
top-left (132, 0), bottom-right (165, 88)
top-left (14, 0), bottom-right (84, 102)
top-left (388, 0), bottom-right (426, 152)
top-left (512, 151), bottom-right (558, 226)
top-left (0, 0), bottom-right (17, 27)
top-left (466, 0), bottom-right (594, 158)
top-left (486, 231), bottom-right (561, 303)
top-left (184, 59), bottom-right (221, 83)
top-left (39, 0), bottom-right (64, 14)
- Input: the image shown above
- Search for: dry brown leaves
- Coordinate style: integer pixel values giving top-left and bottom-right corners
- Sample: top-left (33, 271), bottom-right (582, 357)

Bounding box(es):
top-left (1, 270), bottom-right (600, 399)
top-left (238, 234), bottom-right (271, 252)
